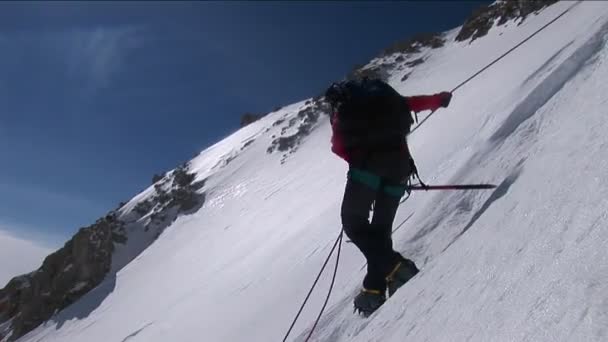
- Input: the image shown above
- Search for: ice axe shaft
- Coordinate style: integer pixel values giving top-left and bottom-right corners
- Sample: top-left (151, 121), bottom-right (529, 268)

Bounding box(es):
top-left (407, 184), bottom-right (496, 191)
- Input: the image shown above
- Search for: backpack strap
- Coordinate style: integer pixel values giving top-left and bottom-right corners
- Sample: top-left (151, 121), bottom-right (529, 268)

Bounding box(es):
top-left (404, 143), bottom-right (428, 190)
top-left (408, 157), bottom-right (428, 190)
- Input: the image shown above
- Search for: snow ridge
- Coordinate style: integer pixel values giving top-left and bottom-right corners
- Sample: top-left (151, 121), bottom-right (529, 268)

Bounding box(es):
top-left (6, 1), bottom-right (608, 342)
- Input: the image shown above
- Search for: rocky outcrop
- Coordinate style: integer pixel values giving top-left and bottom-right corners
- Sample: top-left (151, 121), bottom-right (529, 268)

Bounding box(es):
top-left (151, 173), bottom-right (165, 184)
top-left (348, 65), bottom-right (391, 82)
top-left (0, 214), bottom-right (124, 341)
top-left (456, 0), bottom-right (559, 42)
top-left (136, 165), bottom-right (205, 216)
top-left (347, 32), bottom-right (445, 83)
top-left (133, 164), bottom-right (206, 237)
top-left (345, 0), bottom-right (558, 85)
top-left (267, 99), bottom-right (330, 163)
top-left (240, 113), bottom-right (264, 128)
top-left (0, 164), bottom-right (205, 341)
top-left (381, 32), bottom-right (445, 57)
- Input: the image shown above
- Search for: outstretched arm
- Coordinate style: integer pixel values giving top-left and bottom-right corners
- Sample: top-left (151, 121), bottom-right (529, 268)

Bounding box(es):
top-left (405, 92), bottom-right (452, 113)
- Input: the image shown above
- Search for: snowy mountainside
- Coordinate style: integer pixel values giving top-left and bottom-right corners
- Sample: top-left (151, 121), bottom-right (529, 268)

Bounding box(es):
top-left (302, 2), bottom-right (608, 341)
top-left (4, 1), bottom-right (608, 341)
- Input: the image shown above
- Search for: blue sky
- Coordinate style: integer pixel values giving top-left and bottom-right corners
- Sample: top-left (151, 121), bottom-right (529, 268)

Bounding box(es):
top-left (0, 1), bottom-right (489, 247)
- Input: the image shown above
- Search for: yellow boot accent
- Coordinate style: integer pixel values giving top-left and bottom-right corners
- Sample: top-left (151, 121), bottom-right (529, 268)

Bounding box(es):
top-left (361, 288), bottom-right (384, 295)
top-left (385, 261), bottom-right (402, 282)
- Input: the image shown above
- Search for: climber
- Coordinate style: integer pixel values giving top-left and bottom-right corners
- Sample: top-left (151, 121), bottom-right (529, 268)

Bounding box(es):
top-left (324, 77), bottom-right (452, 316)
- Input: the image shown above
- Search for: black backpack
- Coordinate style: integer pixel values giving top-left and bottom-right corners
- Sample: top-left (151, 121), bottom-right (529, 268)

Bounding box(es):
top-left (325, 78), bottom-right (413, 154)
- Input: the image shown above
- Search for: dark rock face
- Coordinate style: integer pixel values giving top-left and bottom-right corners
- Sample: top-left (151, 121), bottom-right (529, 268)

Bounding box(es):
top-left (382, 32), bottom-right (445, 57)
top-left (158, 165), bottom-right (205, 214)
top-left (0, 214), bottom-right (123, 341)
top-left (405, 58), bottom-right (425, 68)
top-left (346, 32), bottom-right (444, 83)
top-left (456, 0), bottom-right (559, 42)
top-left (0, 165), bottom-right (205, 341)
top-left (348, 65), bottom-right (392, 82)
top-left (240, 113), bottom-right (264, 127)
top-left (152, 173), bottom-right (164, 184)
top-left (267, 99), bottom-right (330, 163)
top-left (135, 165), bottom-right (206, 233)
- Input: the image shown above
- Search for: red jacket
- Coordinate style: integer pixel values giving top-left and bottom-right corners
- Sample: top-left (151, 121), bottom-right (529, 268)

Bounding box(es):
top-left (331, 92), bottom-right (447, 159)
top-left (406, 94), bottom-right (447, 113)
top-left (331, 92), bottom-right (449, 181)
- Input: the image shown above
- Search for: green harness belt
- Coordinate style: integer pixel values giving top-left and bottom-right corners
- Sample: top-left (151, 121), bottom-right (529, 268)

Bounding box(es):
top-left (348, 168), bottom-right (407, 198)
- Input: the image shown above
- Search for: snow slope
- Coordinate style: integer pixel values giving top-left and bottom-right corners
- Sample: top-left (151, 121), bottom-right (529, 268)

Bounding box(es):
top-left (15, 1), bottom-right (608, 341)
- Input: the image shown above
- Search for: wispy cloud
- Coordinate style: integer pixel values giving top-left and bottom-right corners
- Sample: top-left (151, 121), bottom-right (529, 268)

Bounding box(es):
top-left (0, 226), bottom-right (51, 286)
top-left (0, 181), bottom-right (108, 247)
top-left (64, 26), bottom-right (143, 90)
top-left (0, 26), bottom-right (143, 92)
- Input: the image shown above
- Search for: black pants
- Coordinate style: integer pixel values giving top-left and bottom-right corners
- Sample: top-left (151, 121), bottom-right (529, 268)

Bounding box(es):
top-left (341, 173), bottom-right (404, 291)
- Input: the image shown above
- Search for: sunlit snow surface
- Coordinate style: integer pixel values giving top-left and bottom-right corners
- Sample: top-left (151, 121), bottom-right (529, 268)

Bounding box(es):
top-left (16, 2), bottom-right (608, 342)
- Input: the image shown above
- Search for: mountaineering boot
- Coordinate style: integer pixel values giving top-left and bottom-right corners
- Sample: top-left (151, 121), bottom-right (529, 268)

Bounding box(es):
top-left (353, 288), bottom-right (386, 317)
top-left (386, 258), bottom-right (419, 297)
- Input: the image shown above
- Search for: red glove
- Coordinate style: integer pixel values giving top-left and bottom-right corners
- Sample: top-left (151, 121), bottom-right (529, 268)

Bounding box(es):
top-left (438, 91), bottom-right (452, 108)
top-left (407, 91), bottom-right (453, 112)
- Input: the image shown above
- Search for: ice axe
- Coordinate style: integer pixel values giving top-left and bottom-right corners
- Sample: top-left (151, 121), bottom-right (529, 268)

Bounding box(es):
top-left (406, 183), bottom-right (496, 191)
top-left (345, 183), bottom-right (496, 244)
